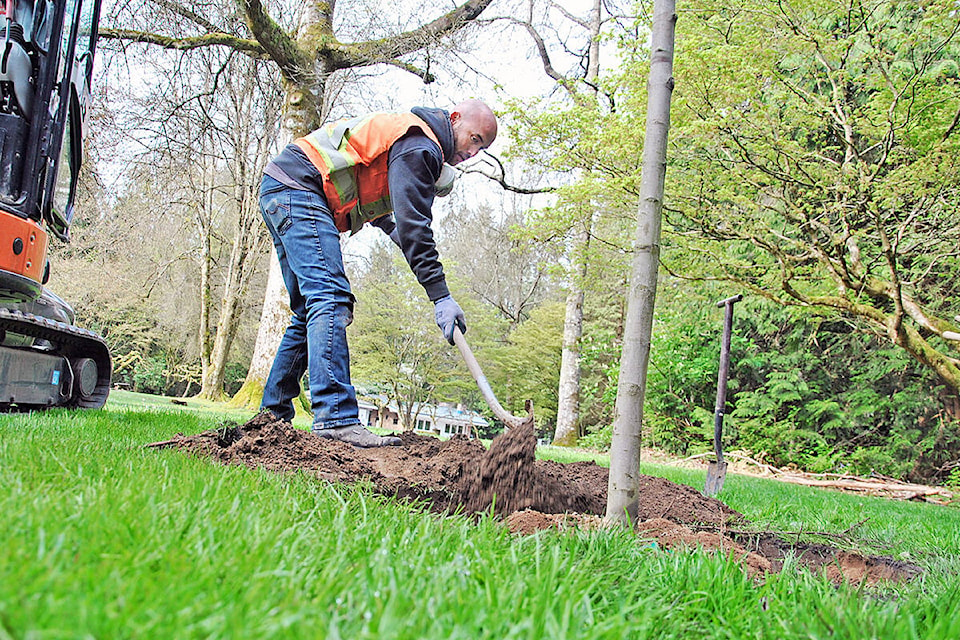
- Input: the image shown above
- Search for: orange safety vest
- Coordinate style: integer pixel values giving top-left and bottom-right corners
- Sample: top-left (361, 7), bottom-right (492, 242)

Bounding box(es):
top-left (294, 112), bottom-right (442, 234)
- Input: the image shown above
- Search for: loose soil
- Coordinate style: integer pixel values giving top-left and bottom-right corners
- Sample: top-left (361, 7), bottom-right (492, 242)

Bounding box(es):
top-left (150, 411), bottom-right (920, 586)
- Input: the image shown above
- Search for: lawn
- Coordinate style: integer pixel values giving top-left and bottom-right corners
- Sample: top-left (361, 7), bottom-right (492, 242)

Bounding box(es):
top-left (1, 395), bottom-right (958, 639)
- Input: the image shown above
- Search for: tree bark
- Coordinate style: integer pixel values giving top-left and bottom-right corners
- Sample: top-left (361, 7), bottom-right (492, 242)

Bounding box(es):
top-left (606, 0), bottom-right (677, 526)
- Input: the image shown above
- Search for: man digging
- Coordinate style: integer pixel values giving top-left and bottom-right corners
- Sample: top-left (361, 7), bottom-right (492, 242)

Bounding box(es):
top-left (258, 100), bottom-right (498, 447)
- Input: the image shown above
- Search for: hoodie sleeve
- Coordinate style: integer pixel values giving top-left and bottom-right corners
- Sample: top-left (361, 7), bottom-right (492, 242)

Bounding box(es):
top-left (387, 134), bottom-right (450, 301)
top-left (369, 214), bottom-right (401, 248)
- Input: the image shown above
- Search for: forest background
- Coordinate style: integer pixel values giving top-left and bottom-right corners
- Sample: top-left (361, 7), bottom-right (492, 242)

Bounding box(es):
top-left (52, 0), bottom-right (960, 486)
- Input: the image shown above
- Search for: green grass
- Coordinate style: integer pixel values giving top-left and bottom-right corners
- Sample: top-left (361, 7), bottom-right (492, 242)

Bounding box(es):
top-left (536, 444), bottom-right (610, 466)
top-left (2, 403), bottom-right (959, 639)
top-left (105, 389), bottom-right (307, 426)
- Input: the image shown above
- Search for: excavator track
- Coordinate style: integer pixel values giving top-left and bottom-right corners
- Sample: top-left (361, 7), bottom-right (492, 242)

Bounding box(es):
top-left (0, 307), bottom-right (111, 409)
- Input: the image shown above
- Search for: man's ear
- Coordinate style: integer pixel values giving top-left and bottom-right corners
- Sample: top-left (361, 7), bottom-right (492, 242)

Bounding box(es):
top-left (450, 111), bottom-right (461, 124)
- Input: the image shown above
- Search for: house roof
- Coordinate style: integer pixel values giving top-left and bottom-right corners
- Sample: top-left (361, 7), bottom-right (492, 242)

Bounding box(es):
top-left (360, 397), bottom-right (489, 427)
top-left (430, 404), bottom-right (489, 427)
top-left (354, 386), bottom-right (490, 427)
top-left (357, 398), bottom-right (379, 412)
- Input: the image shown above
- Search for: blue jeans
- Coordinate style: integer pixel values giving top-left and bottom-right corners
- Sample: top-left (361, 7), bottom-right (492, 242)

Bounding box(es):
top-left (258, 175), bottom-right (359, 429)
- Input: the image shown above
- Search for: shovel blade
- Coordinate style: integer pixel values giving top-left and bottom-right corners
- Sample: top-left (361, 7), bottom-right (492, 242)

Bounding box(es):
top-left (704, 461), bottom-right (728, 496)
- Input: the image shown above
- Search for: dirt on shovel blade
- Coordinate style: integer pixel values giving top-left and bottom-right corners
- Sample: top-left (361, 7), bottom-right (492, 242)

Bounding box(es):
top-left (149, 411), bottom-right (921, 585)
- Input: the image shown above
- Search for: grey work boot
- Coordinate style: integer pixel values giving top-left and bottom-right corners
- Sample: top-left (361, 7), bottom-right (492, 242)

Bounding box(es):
top-left (315, 424), bottom-right (402, 448)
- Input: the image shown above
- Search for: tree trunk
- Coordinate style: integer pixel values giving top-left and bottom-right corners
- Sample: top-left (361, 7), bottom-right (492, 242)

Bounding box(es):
top-left (553, 224), bottom-right (590, 445)
top-left (228, 65), bottom-right (326, 408)
top-left (198, 228), bottom-right (212, 389)
top-left (196, 164), bottom-right (214, 396)
top-left (553, 286), bottom-right (584, 444)
top-left (229, 251), bottom-right (290, 409)
top-left (541, 0), bottom-right (603, 448)
top-left (203, 277), bottom-right (243, 401)
top-left (606, 0), bottom-right (677, 526)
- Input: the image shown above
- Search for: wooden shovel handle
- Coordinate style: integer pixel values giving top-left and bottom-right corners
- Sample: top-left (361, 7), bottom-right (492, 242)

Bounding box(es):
top-left (452, 326), bottom-right (527, 428)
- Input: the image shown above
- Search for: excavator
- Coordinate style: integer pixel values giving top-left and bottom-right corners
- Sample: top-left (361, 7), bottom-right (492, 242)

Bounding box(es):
top-left (0, 0), bottom-right (109, 409)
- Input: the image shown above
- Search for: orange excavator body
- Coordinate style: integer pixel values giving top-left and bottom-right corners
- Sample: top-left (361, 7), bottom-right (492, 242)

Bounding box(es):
top-left (0, 0), bottom-right (110, 409)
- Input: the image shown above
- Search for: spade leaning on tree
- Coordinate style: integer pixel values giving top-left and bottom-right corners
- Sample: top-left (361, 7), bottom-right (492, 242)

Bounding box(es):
top-left (258, 100), bottom-right (498, 448)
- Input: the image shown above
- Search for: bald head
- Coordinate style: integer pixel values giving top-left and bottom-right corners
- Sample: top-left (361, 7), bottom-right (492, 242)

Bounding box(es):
top-left (449, 99), bottom-right (498, 165)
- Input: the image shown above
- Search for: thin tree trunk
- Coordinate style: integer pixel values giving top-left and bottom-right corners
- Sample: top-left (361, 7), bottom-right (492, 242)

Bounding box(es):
top-left (551, 0), bottom-right (603, 446)
top-left (606, 0), bottom-right (677, 526)
top-left (196, 162), bottom-right (214, 396)
top-left (204, 270), bottom-right (245, 400)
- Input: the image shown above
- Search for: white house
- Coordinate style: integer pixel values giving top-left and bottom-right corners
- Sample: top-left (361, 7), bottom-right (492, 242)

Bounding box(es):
top-left (412, 402), bottom-right (488, 438)
top-left (357, 397), bottom-right (380, 428)
top-left (356, 396), bottom-right (488, 438)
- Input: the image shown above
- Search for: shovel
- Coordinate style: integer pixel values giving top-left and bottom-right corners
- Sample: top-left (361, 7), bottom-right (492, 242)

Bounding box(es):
top-left (705, 294), bottom-right (742, 496)
top-left (452, 326), bottom-right (533, 429)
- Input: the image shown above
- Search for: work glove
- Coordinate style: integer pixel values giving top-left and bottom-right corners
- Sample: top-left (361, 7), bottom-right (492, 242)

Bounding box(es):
top-left (435, 163), bottom-right (457, 198)
top-left (434, 295), bottom-right (466, 345)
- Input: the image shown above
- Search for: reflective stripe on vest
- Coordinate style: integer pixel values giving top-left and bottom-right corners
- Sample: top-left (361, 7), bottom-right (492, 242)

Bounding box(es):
top-left (294, 112), bottom-right (442, 234)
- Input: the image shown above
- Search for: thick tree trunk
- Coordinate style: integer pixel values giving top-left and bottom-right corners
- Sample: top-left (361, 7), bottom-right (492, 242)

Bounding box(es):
top-left (606, 0), bottom-right (677, 526)
top-left (229, 251), bottom-right (290, 409)
top-left (229, 60), bottom-right (326, 408)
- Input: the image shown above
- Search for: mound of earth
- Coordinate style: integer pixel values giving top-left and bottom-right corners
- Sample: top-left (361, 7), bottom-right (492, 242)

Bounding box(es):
top-left (148, 411), bottom-right (919, 585)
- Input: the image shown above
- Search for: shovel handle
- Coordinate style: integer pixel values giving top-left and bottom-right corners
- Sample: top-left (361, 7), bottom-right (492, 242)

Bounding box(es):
top-left (452, 326), bottom-right (526, 428)
top-left (713, 294), bottom-right (742, 463)
top-left (716, 294), bottom-right (743, 308)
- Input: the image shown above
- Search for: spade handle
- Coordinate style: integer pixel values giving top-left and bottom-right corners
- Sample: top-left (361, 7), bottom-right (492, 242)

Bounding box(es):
top-left (453, 326), bottom-right (527, 428)
top-left (713, 294), bottom-right (743, 463)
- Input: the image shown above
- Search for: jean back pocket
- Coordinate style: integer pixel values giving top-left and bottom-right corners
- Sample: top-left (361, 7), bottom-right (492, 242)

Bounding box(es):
top-left (261, 186), bottom-right (293, 236)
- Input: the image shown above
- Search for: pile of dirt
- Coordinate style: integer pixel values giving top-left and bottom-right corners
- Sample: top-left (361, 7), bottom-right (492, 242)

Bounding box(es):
top-left (149, 412), bottom-right (920, 585)
top-left (503, 513), bottom-right (921, 586)
top-left (503, 512), bottom-right (772, 576)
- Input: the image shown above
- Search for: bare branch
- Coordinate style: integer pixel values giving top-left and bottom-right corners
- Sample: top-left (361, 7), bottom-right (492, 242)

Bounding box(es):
top-left (546, 0), bottom-right (590, 28)
top-left (99, 28), bottom-right (266, 56)
top-left (462, 151), bottom-right (557, 194)
top-left (332, 0), bottom-right (493, 70)
top-left (513, 16), bottom-right (567, 85)
top-left (942, 104), bottom-right (960, 142)
top-left (384, 59), bottom-right (435, 83)
top-left (151, 0), bottom-right (220, 32)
